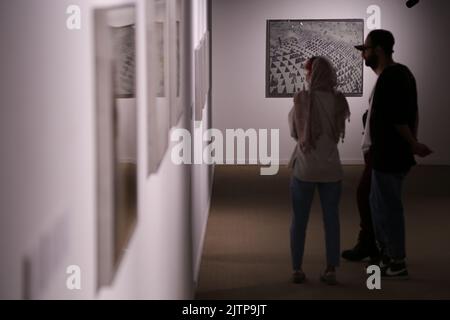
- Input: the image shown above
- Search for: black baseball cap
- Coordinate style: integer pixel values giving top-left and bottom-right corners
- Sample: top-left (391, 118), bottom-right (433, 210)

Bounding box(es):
top-left (355, 29), bottom-right (395, 54)
top-left (354, 44), bottom-right (366, 51)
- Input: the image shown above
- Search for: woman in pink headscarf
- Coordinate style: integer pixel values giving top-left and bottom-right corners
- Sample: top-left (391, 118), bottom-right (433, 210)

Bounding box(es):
top-left (288, 56), bottom-right (350, 285)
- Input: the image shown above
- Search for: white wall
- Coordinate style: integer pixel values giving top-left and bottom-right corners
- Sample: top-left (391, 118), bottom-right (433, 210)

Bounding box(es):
top-left (190, 0), bottom-right (213, 286)
top-left (212, 0), bottom-right (450, 165)
top-left (0, 0), bottom-right (208, 299)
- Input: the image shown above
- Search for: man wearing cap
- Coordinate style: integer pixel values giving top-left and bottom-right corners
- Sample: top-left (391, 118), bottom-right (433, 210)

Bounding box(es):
top-left (352, 29), bottom-right (432, 279)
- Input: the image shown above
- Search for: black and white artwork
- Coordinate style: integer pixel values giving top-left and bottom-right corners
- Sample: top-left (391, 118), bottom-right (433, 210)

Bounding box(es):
top-left (176, 20), bottom-right (181, 98)
top-left (266, 19), bottom-right (364, 97)
top-left (193, 31), bottom-right (210, 121)
top-left (111, 24), bottom-right (135, 98)
top-left (170, 0), bottom-right (184, 126)
top-left (155, 21), bottom-right (165, 98)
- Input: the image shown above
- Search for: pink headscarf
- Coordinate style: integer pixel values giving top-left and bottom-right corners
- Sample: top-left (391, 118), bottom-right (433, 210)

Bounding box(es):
top-left (292, 56), bottom-right (350, 153)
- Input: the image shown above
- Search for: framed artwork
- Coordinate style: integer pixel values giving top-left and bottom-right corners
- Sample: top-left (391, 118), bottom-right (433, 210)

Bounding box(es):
top-left (112, 24), bottom-right (135, 98)
top-left (176, 19), bottom-right (181, 98)
top-left (201, 33), bottom-right (206, 112)
top-left (94, 5), bottom-right (138, 287)
top-left (266, 19), bottom-right (364, 97)
top-left (194, 43), bottom-right (202, 121)
top-left (170, 0), bottom-right (184, 126)
top-left (147, 0), bottom-right (170, 175)
top-left (205, 31), bottom-right (210, 102)
top-left (194, 31), bottom-right (210, 121)
top-left (155, 21), bottom-right (165, 98)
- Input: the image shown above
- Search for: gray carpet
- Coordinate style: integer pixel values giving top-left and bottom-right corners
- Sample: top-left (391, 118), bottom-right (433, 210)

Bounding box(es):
top-left (195, 165), bottom-right (450, 299)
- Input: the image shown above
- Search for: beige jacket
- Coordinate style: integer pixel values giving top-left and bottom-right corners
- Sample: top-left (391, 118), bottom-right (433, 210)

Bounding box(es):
top-left (288, 91), bottom-right (343, 182)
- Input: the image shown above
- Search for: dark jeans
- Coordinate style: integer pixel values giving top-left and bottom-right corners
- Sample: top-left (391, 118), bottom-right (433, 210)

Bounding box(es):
top-left (290, 176), bottom-right (342, 270)
top-left (357, 152), bottom-right (377, 247)
top-left (369, 169), bottom-right (408, 260)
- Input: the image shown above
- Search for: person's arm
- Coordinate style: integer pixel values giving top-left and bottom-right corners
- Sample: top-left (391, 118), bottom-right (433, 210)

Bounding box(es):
top-left (414, 113), bottom-right (419, 139)
top-left (395, 124), bottom-right (433, 157)
top-left (288, 107), bottom-right (298, 140)
top-left (385, 67), bottom-right (431, 157)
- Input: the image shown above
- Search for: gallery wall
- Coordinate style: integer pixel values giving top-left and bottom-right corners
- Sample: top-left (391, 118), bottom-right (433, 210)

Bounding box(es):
top-left (190, 0), bottom-right (212, 286)
top-left (212, 0), bottom-right (450, 165)
top-left (0, 0), bottom-right (210, 299)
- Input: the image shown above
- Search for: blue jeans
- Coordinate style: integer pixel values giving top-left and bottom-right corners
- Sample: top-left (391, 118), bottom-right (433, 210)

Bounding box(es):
top-left (290, 176), bottom-right (341, 270)
top-left (369, 169), bottom-right (408, 260)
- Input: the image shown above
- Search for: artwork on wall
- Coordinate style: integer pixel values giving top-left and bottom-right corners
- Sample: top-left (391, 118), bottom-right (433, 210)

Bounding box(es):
top-left (176, 20), bottom-right (181, 98)
top-left (170, 0), bottom-right (184, 126)
top-left (94, 5), bottom-right (138, 287)
top-left (147, 0), bottom-right (170, 175)
top-left (111, 24), bottom-right (135, 98)
top-left (155, 21), bottom-right (165, 98)
top-left (194, 43), bottom-right (201, 121)
top-left (194, 31), bottom-right (210, 121)
top-left (266, 19), bottom-right (364, 98)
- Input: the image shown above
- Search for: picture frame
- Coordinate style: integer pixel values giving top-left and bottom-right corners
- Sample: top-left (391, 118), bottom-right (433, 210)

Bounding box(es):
top-left (205, 30), bottom-right (210, 103)
top-left (194, 41), bottom-right (202, 121)
top-left (266, 19), bottom-right (364, 98)
top-left (194, 31), bottom-right (210, 121)
top-left (94, 4), bottom-right (138, 288)
top-left (169, 0), bottom-right (184, 126)
top-left (112, 24), bottom-right (136, 99)
top-left (147, 0), bottom-right (170, 175)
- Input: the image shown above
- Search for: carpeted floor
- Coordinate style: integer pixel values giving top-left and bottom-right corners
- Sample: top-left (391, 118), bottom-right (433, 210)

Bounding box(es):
top-left (195, 165), bottom-right (450, 299)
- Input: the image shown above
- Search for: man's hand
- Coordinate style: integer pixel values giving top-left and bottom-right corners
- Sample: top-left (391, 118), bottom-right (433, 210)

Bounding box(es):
top-left (412, 142), bottom-right (433, 157)
top-left (395, 125), bottom-right (433, 157)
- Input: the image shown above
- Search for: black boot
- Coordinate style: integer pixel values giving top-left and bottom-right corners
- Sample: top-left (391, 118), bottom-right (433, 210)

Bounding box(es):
top-left (342, 232), bottom-right (379, 262)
